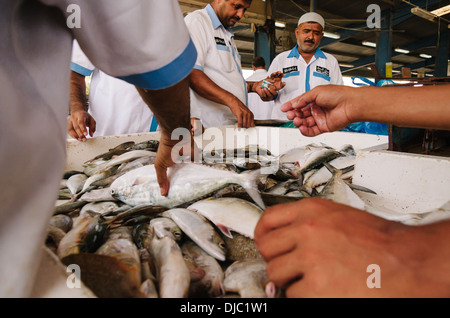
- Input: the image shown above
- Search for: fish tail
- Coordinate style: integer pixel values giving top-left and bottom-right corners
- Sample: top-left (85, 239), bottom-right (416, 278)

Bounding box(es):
top-left (239, 170), bottom-right (266, 210)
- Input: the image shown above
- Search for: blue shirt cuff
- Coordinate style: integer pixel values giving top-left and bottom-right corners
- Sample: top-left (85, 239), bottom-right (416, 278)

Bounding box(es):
top-left (118, 38), bottom-right (197, 90)
top-left (71, 62), bottom-right (94, 77)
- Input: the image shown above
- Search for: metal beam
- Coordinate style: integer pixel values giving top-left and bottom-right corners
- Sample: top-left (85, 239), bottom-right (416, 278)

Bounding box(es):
top-left (340, 36), bottom-right (438, 73)
top-left (319, 0), bottom-right (442, 48)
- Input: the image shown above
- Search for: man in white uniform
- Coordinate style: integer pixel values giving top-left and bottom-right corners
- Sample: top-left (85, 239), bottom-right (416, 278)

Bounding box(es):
top-left (267, 12), bottom-right (344, 125)
top-left (68, 41), bottom-right (158, 141)
top-left (0, 0), bottom-right (196, 297)
top-left (246, 57), bottom-right (275, 120)
top-left (185, 0), bottom-right (282, 130)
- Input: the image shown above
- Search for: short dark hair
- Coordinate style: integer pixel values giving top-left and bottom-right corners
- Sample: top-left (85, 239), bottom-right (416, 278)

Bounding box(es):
top-left (252, 56), bottom-right (266, 68)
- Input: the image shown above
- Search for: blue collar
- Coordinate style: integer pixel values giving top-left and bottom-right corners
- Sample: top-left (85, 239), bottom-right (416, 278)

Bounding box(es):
top-left (287, 45), bottom-right (327, 60)
top-left (206, 4), bottom-right (233, 34)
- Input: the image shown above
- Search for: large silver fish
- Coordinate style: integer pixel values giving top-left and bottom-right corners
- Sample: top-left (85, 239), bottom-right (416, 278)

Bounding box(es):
top-left (162, 208), bottom-right (227, 261)
top-left (110, 163), bottom-right (265, 209)
top-left (188, 197), bottom-right (263, 239)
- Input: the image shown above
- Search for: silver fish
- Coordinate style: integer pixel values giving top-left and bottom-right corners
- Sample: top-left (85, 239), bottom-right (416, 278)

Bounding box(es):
top-left (188, 197), bottom-right (263, 239)
top-left (66, 173), bottom-right (87, 195)
top-left (149, 217), bottom-right (183, 241)
top-left (223, 260), bottom-right (275, 298)
top-left (110, 163), bottom-right (265, 209)
top-left (319, 162), bottom-right (366, 210)
top-left (162, 208), bottom-right (227, 261)
top-left (148, 236), bottom-right (190, 298)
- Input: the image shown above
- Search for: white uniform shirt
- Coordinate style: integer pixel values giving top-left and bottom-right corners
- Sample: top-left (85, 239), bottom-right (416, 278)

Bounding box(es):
top-left (185, 4), bottom-right (247, 128)
top-left (246, 68), bottom-right (275, 120)
top-left (268, 45), bottom-right (344, 121)
top-left (0, 0), bottom-right (195, 297)
top-left (71, 41), bottom-right (158, 137)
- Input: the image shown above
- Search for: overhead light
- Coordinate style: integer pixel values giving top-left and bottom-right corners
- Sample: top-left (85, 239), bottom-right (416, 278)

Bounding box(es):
top-left (431, 4), bottom-right (450, 17)
top-left (411, 7), bottom-right (437, 21)
top-left (323, 31), bottom-right (341, 39)
top-left (275, 21), bottom-right (286, 28)
top-left (339, 63), bottom-right (354, 68)
top-left (420, 53), bottom-right (433, 59)
top-left (362, 41), bottom-right (377, 48)
top-left (394, 48), bottom-right (410, 54)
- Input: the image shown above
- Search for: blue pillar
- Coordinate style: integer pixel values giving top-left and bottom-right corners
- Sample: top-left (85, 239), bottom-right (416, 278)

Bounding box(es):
top-left (254, 21), bottom-right (276, 69)
top-left (375, 9), bottom-right (392, 81)
top-left (435, 28), bottom-right (449, 77)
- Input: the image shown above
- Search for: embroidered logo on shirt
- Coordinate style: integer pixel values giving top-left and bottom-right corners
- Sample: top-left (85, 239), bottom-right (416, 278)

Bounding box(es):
top-left (316, 66), bottom-right (330, 76)
top-left (283, 66), bottom-right (298, 74)
top-left (215, 37), bottom-right (226, 46)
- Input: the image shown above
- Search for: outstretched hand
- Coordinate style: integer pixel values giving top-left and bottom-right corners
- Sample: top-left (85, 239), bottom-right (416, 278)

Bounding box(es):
top-left (281, 85), bottom-right (353, 137)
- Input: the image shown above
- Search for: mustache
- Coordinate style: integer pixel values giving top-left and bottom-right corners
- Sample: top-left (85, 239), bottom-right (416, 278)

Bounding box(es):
top-left (304, 39), bottom-right (315, 44)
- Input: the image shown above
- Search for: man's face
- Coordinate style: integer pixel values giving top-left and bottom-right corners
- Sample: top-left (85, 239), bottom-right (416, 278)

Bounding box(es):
top-left (295, 22), bottom-right (324, 53)
top-left (215, 0), bottom-right (252, 28)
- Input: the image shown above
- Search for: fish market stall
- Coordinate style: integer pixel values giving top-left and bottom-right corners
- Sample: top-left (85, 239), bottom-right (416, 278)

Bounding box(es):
top-left (33, 126), bottom-right (450, 297)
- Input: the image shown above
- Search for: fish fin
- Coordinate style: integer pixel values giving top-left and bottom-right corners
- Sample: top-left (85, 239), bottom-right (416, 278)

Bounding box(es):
top-left (133, 176), bottom-right (151, 186)
top-left (240, 169), bottom-right (266, 210)
top-left (346, 182), bottom-right (377, 195)
top-left (216, 223), bottom-right (233, 239)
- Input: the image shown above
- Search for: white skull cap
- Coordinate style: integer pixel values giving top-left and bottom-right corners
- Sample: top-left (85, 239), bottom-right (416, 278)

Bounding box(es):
top-left (297, 12), bottom-right (325, 29)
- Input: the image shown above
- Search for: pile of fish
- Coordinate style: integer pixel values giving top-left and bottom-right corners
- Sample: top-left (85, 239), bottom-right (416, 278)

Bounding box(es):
top-left (49, 139), bottom-right (377, 298)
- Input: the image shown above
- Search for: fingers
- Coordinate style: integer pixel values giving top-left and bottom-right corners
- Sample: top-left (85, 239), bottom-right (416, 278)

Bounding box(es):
top-left (255, 201), bottom-right (308, 242)
top-left (265, 250), bottom-right (305, 291)
top-left (155, 163), bottom-right (170, 196)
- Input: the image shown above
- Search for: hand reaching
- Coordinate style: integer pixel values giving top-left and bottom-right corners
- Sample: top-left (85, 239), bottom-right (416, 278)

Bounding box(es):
top-left (281, 85), bottom-right (353, 136)
top-left (67, 110), bottom-right (96, 141)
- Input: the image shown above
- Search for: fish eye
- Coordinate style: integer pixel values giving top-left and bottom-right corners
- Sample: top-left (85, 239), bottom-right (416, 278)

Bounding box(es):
top-left (219, 242), bottom-right (226, 249)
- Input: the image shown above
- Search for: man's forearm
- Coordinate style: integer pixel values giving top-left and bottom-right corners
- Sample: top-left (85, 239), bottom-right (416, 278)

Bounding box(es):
top-left (136, 77), bottom-right (191, 137)
top-left (70, 71), bottom-right (88, 113)
top-left (352, 85), bottom-right (450, 131)
top-left (189, 69), bottom-right (238, 106)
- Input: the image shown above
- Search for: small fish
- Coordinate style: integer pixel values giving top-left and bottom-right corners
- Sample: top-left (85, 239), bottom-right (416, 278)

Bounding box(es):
top-left (110, 163), bottom-right (265, 210)
top-left (96, 227), bottom-right (142, 289)
top-left (57, 213), bottom-right (109, 260)
top-left (79, 187), bottom-right (118, 202)
top-left (298, 147), bottom-right (342, 173)
top-left (163, 208), bottom-right (227, 261)
top-left (149, 217), bottom-right (183, 241)
top-left (188, 197), bottom-right (263, 239)
top-left (319, 162), bottom-right (365, 210)
top-left (66, 173), bottom-right (88, 195)
top-left (53, 200), bottom-right (89, 215)
top-left (148, 236), bottom-right (190, 298)
top-left (181, 240), bottom-right (225, 298)
top-left (49, 214), bottom-right (73, 233)
top-left (223, 260), bottom-right (275, 298)
top-left (129, 139), bottom-right (159, 151)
